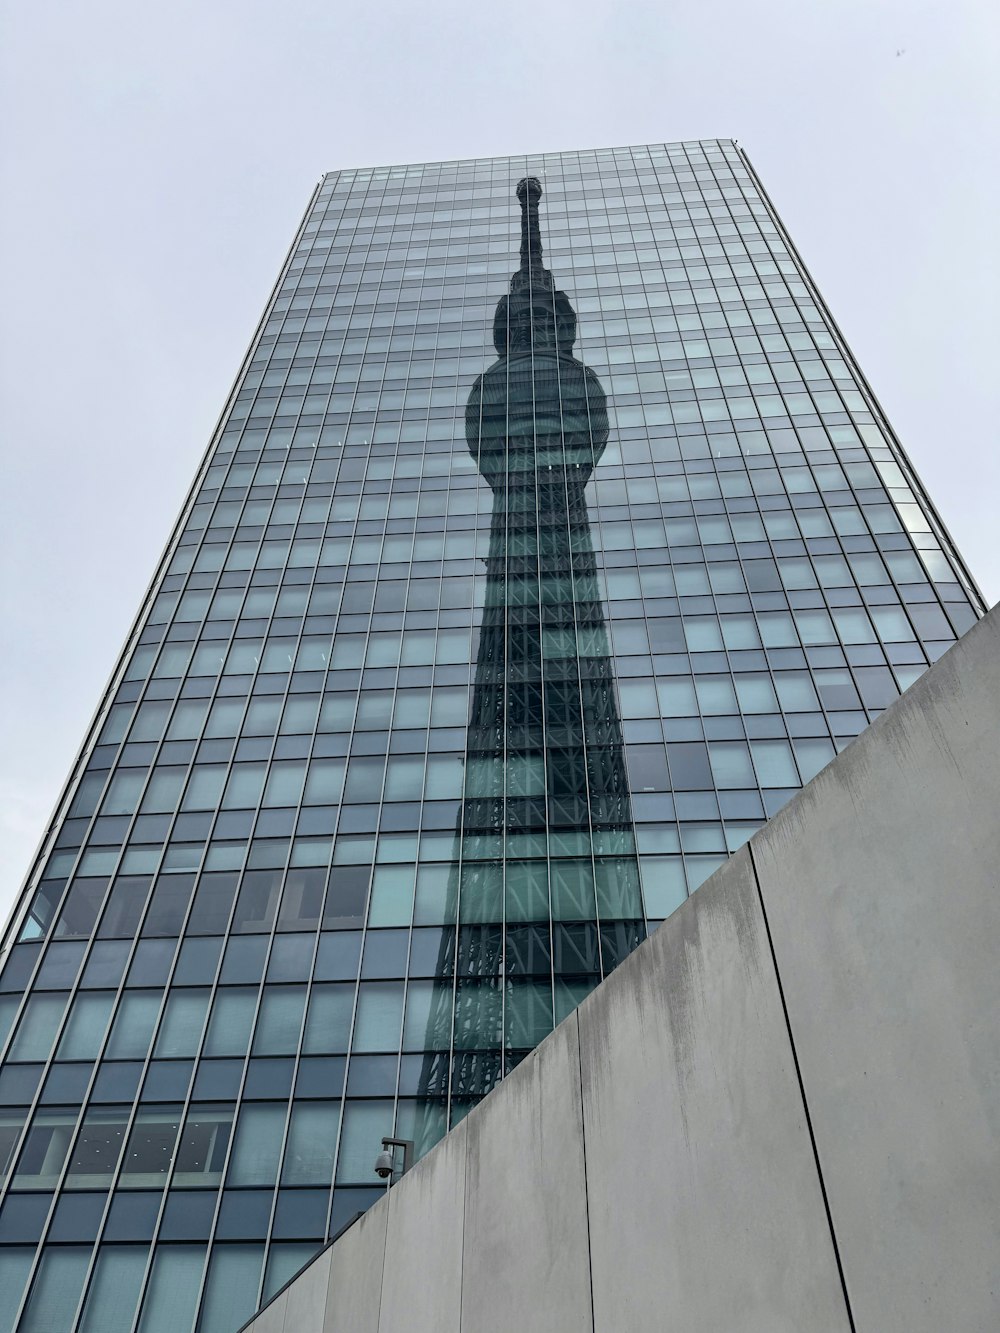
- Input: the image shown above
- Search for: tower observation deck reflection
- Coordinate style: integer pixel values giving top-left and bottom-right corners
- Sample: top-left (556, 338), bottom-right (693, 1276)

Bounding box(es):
top-left (416, 180), bottom-right (644, 1132)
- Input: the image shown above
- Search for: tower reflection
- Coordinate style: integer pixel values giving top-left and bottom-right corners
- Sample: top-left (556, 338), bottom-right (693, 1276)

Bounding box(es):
top-left (415, 179), bottom-right (644, 1138)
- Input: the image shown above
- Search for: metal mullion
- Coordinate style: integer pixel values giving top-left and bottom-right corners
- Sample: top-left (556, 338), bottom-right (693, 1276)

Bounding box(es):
top-left (430, 190), bottom-right (471, 1121)
top-left (446, 181), bottom-right (501, 1112)
top-left (271, 920), bottom-right (339, 1261)
top-left (567, 175), bottom-right (616, 971)
top-left (598, 148), bottom-right (656, 934)
top-left (313, 173), bottom-right (424, 1201)
top-left (617, 531), bottom-right (654, 943)
top-left (594, 159), bottom-right (652, 942)
top-left (401, 229), bottom-right (474, 1129)
top-left (557, 163), bottom-right (594, 981)
top-left (565, 375), bottom-right (608, 989)
top-left (508, 204), bottom-right (540, 1060)
top-left (558, 537), bottom-right (590, 989)
top-left (500, 351), bottom-right (517, 1067)
top-left (466, 201), bottom-right (503, 1039)
top-left (322, 915), bottom-right (369, 1200)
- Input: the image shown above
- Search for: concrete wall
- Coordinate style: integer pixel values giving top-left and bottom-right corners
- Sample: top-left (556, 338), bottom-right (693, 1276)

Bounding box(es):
top-left (242, 606), bottom-right (1000, 1333)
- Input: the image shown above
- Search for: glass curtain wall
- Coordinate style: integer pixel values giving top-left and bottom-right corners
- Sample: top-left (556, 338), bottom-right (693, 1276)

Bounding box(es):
top-left (0, 140), bottom-right (983, 1332)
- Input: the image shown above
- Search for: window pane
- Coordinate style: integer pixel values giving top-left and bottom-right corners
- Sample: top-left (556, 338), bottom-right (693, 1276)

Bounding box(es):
top-left (367, 866), bottom-right (415, 927)
top-left (222, 764), bottom-right (267, 809)
top-left (231, 872), bottom-right (282, 934)
top-left (281, 1102), bottom-right (340, 1184)
top-left (774, 672), bottom-right (820, 712)
top-left (66, 1108), bottom-right (128, 1187)
top-left (107, 991), bottom-right (162, 1058)
top-left (352, 982), bottom-right (403, 1052)
top-left (154, 991), bottom-right (209, 1058)
top-left (79, 1246), bottom-right (148, 1333)
top-left (262, 762), bottom-right (307, 808)
top-left (793, 737), bottom-right (836, 783)
top-left (120, 1108), bottom-right (182, 1188)
top-left (303, 758), bottom-right (345, 804)
top-left (302, 985), bottom-right (354, 1055)
top-left (336, 1100), bottom-right (393, 1184)
top-left (19, 1246), bottom-right (91, 1333)
top-left (708, 742), bottom-right (756, 789)
top-left (13, 1109), bottom-right (75, 1187)
top-left (9, 993), bottom-right (69, 1062)
top-left (749, 740), bottom-right (800, 788)
top-left (0, 1112), bottom-right (25, 1182)
top-left (182, 767), bottom-right (227, 812)
top-left (227, 1104), bottom-right (286, 1186)
top-left (734, 674), bottom-right (779, 714)
top-left (640, 858), bottom-right (687, 919)
top-left (0, 1248), bottom-right (33, 1333)
top-left (187, 874), bottom-right (239, 935)
top-left (252, 987), bottom-right (306, 1055)
top-left (56, 992), bottom-right (114, 1060)
top-left (137, 1244), bottom-right (206, 1333)
top-left (262, 1243), bottom-right (319, 1302)
top-left (197, 1243), bottom-right (264, 1333)
top-left (505, 980), bottom-right (553, 1049)
top-left (204, 989), bottom-right (256, 1057)
top-left (173, 1105), bottom-right (233, 1187)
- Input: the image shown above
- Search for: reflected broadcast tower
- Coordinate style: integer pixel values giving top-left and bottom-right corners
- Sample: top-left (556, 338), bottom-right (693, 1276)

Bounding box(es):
top-left (416, 180), bottom-right (644, 1129)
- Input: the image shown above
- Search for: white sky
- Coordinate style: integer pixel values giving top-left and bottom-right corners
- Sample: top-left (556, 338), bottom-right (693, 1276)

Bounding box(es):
top-left (1, 0), bottom-right (998, 923)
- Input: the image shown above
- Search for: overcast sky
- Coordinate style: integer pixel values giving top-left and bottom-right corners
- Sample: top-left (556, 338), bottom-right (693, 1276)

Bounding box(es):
top-left (1, 0), bottom-right (998, 923)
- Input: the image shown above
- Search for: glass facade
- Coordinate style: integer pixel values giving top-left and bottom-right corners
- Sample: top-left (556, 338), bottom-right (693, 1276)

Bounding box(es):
top-left (0, 139), bottom-right (983, 1331)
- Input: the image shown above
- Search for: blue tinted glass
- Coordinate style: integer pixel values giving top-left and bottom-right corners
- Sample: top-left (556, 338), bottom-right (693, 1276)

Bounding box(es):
top-left (0, 141), bottom-right (983, 1333)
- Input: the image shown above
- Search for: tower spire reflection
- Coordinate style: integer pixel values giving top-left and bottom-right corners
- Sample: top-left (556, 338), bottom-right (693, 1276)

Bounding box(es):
top-left (416, 178), bottom-right (643, 1134)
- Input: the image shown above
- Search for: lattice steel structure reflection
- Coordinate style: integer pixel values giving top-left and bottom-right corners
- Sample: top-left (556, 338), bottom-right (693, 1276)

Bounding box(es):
top-left (416, 180), bottom-right (642, 1121)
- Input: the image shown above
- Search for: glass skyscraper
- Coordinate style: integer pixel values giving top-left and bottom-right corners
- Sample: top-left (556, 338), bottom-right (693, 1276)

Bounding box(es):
top-left (0, 139), bottom-right (983, 1332)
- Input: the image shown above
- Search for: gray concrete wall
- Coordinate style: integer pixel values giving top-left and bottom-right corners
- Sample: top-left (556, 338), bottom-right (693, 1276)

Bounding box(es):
top-left (242, 606), bottom-right (1000, 1333)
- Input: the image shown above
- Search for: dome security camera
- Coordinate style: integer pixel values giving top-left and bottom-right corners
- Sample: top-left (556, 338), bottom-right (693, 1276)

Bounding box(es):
top-left (374, 1135), bottom-right (413, 1184)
